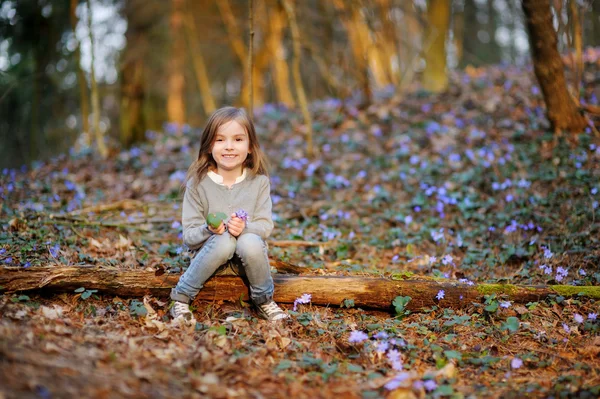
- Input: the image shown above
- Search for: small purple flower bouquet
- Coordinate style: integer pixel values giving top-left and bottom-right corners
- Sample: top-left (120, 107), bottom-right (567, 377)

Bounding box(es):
top-left (235, 209), bottom-right (248, 222)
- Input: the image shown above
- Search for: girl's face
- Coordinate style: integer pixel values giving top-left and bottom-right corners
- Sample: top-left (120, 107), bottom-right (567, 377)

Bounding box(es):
top-left (211, 120), bottom-right (251, 176)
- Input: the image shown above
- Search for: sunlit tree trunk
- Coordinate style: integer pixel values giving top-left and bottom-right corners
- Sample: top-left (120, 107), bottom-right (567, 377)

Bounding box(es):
top-left (217, 0), bottom-right (269, 108)
top-left (376, 0), bottom-right (399, 86)
top-left (522, 0), bottom-right (588, 133)
top-left (569, 0), bottom-right (583, 95)
top-left (167, 0), bottom-right (186, 127)
top-left (69, 0), bottom-right (90, 143)
top-left (333, 0), bottom-right (372, 104)
top-left (399, 4), bottom-right (423, 89)
top-left (282, 0), bottom-right (313, 158)
top-left (267, 0), bottom-right (294, 107)
top-left (422, 0), bottom-right (450, 93)
top-left (183, 10), bottom-right (216, 116)
top-left (87, 0), bottom-right (108, 158)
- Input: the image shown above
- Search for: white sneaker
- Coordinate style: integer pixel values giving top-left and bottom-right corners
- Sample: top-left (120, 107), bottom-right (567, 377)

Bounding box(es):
top-left (170, 301), bottom-right (195, 323)
top-left (256, 301), bottom-right (289, 321)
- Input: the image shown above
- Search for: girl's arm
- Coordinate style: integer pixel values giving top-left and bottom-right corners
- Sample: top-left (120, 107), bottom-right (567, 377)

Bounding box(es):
top-left (181, 184), bottom-right (212, 249)
top-left (243, 176), bottom-right (274, 240)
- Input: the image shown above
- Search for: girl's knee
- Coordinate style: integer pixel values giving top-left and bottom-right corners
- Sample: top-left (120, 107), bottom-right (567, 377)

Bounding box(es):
top-left (236, 233), bottom-right (266, 259)
top-left (210, 233), bottom-right (237, 260)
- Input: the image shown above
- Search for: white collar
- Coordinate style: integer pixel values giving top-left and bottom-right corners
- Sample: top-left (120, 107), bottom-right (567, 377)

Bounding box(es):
top-left (207, 169), bottom-right (247, 186)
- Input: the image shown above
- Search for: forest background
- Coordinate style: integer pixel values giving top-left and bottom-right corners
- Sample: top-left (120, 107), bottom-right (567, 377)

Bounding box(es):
top-left (1, 0), bottom-right (600, 398)
top-left (1, 0), bottom-right (599, 167)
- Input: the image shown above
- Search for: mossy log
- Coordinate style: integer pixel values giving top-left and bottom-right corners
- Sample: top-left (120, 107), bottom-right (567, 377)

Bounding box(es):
top-left (1, 266), bottom-right (599, 311)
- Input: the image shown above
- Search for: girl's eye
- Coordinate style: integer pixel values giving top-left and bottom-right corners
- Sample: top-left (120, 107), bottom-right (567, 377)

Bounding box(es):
top-left (236, 138), bottom-right (243, 141)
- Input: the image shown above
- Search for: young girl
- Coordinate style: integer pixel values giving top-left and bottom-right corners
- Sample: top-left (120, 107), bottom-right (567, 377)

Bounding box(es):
top-left (170, 106), bottom-right (288, 323)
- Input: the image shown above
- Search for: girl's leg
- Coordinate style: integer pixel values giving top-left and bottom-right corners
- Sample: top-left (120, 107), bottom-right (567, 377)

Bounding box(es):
top-left (171, 233), bottom-right (237, 303)
top-left (235, 233), bottom-right (274, 305)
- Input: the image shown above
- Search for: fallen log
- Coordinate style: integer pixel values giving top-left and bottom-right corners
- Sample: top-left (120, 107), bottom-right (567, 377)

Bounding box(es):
top-left (2, 266), bottom-right (599, 311)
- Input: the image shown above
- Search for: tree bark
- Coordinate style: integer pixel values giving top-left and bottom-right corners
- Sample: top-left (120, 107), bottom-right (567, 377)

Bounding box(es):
top-left (282, 0), bottom-right (314, 158)
top-left (1, 267), bottom-right (598, 312)
top-left (69, 0), bottom-right (90, 142)
top-left (183, 8), bottom-right (216, 115)
top-left (267, 0), bottom-right (295, 108)
top-left (86, 0), bottom-right (108, 158)
top-left (422, 0), bottom-right (450, 93)
top-left (522, 0), bottom-right (588, 133)
top-left (167, 0), bottom-right (186, 128)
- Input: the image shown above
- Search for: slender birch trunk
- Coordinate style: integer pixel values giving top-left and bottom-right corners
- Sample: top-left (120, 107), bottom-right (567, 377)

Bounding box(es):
top-left (69, 0), bottom-right (90, 143)
top-left (282, 0), bottom-right (313, 158)
top-left (86, 0), bottom-right (108, 158)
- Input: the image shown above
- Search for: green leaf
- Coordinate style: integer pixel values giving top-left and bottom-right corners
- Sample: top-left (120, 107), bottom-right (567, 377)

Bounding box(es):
top-left (502, 316), bottom-right (520, 333)
top-left (74, 287), bottom-right (86, 293)
top-left (341, 299), bottom-right (355, 308)
top-left (207, 212), bottom-right (228, 229)
top-left (81, 291), bottom-right (92, 300)
top-left (347, 364), bottom-right (363, 373)
top-left (485, 301), bottom-right (499, 313)
top-left (444, 350), bottom-right (463, 361)
top-left (274, 359), bottom-right (294, 373)
top-left (434, 385), bottom-right (454, 396)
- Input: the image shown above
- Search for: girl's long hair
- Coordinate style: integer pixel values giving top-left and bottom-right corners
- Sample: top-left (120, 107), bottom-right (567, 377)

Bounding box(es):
top-left (184, 107), bottom-right (269, 189)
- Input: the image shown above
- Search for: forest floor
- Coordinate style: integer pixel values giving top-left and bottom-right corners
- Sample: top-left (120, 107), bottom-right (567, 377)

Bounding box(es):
top-left (2, 52), bottom-right (600, 398)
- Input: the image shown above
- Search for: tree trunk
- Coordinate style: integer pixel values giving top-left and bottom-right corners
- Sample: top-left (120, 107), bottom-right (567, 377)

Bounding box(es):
top-left (1, 267), bottom-right (598, 312)
top-left (183, 10), bottom-right (216, 115)
top-left (69, 0), bottom-right (90, 142)
top-left (167, 0), bottom-right (186, 128)
top-left (267, 1), bottom-right (295, 107)
top-left (522, 0), bottom-right (588, 133)
top-left (87, 0), bottom-right (108, 158)
top-left (569, 0), bottom-right (583, 96)
top-left (282, 0), bottom-right (314, 158)
top-left (422, 0), bottom-right (450, 93)
top-left (119, 0), bottom-right (148, 148)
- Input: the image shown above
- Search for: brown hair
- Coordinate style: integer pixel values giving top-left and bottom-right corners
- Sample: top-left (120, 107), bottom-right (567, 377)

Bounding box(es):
top-left (184, 107), bottom-right (269, 188)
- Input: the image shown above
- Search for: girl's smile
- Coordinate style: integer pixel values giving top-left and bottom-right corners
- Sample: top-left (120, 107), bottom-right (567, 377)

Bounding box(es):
top-left (211, 120), bottom-right (251, 179)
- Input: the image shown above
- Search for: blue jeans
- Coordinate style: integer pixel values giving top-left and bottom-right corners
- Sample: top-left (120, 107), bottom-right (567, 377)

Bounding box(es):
top-left (171, 232), bottom-right (274, 305)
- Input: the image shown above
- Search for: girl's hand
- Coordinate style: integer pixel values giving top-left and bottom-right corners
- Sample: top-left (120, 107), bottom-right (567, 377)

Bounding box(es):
top-left (227, 214), bottom-right (246, 237)
top-left (208, 221), bottom-right (226, 235)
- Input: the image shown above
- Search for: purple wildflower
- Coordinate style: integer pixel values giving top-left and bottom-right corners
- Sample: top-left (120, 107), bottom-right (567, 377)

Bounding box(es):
top-left (562, 323), bottom-right (570, 333)
top-left (424, 380), bottom-right (438, 391)
top-left (579, 269), bottom-right (587, 276)
top-left (436, 290), bottom-right (445, 300)
top-left (588, 313), bottom-right (597, 321)
top-left (49, 244), bottom-right (60, 258)
top-left (384, 372), bottom-right (410, 390)
top-left (348, 330), bottom-right (368, 344)
top-left (573, 314), bottom-right (584, 324)
top-left (293, 293), bottom-right (311, 311)
top-left (235, 209), bottom-right (248, 222)
top-left (441, 254), bottom-right (453, 266)
top-left (511, 357), bottom-right (523, 369)
top-left (500, 301), bottom-right (511, 308)
top-left (171, 220), bottom-right (181, 229)
top-left (375, 341), bottom-right (389, 353)
top-left (387, 349), bottom-right (401, 363)
top-left (4, 257), bottom-right (12, 264)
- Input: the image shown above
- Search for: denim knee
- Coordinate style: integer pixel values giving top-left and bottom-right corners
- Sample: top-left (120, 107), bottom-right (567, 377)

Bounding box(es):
top-left (210, 232), bottom-right (237, 265)
top-left (236, 233), bottom-right (266, 263)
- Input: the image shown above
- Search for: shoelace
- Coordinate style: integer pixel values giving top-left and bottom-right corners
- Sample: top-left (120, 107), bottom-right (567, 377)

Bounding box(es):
top-left (260, 302), bottom-right (282, 316)
top-left (173, 302), bottom-right (190, 315)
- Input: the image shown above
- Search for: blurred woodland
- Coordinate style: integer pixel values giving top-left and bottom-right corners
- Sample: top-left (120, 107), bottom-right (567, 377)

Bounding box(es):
top-left (1, 0), bottom-right (599, 168)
